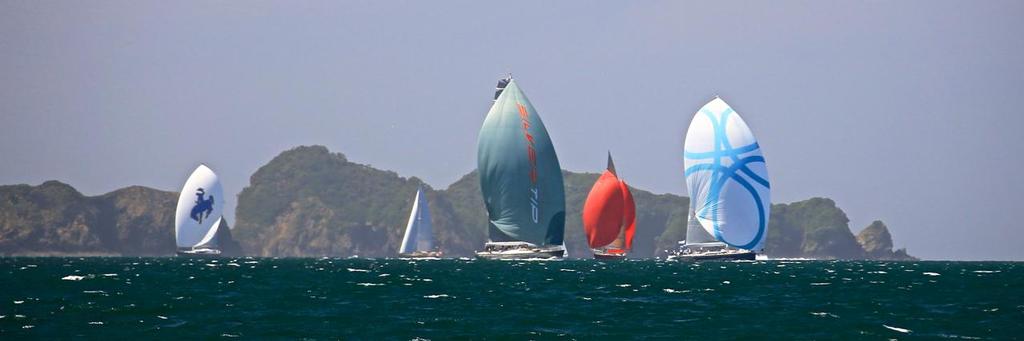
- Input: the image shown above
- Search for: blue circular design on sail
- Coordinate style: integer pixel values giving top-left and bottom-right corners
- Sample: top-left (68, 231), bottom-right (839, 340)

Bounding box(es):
top-left (684, 107), bottom-right (769, 250)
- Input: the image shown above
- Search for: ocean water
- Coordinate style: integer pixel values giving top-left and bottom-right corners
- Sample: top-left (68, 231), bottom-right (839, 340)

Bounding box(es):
top-left (1, 258), bottom-right (1020, 339)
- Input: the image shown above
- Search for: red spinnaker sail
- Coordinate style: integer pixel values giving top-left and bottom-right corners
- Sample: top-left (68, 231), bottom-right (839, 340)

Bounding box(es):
top-left (620, 180), bottom-right (636, 250)
top-left (582, 171), bottom-right (624, 249)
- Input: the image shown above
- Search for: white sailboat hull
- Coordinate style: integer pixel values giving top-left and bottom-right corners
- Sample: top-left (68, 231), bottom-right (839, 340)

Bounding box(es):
top-left (667, 249), bottom-right (756, 261)
top-left (399, 251), bottom-right (443, 259)
top-left (176, 248), bottom-right (222, 257)
top-left (475, 242), bottom-right (565, 260)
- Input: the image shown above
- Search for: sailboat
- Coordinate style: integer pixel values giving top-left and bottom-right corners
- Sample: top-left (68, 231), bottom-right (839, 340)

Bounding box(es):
top-left (174, 164), bottom-right (227, 257)
top-left (475, 76), bottom-right (567, 260)
top-left (668, 97), bottom-right (771, 261)
top-left (398, 187), bottom-right (441, 258)
top-left (582, 153), bottom-right (636, 260)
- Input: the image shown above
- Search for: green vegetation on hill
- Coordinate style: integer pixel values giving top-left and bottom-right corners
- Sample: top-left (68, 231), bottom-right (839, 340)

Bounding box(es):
top-left (771, 198), bottom-right (914, 260)
top-left (442, 170), bottom-right (690, 258)
top-left (230, 146), bottom-right (694, 258)
top-left (558, 170), bottom-right (691, 258)
top-left (0, 181), bottom-right (224, 255)
top-left (0, 145), bottom-right (913, 259)
top-left (0, 181), bottom-right (242, 256)
top-left (234, 145), bottom-right (473, 257)
top-left (658, 197), bottom-right (916, 259)
top-left (768, 197), bottom-right (866, 259)
top-left (232, 145), bottom-right (913, 259)
top-left (0, 181), bottom-right (106, 254)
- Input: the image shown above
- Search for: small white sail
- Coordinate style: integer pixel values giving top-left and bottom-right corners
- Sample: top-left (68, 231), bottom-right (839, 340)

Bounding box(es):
top-left (174, 164), bottom-right (225, 249)
top-left (684, 98), bottom-right (770, 251)
top-left (399, 188), bottom-right (433, 254)
top-left (193, 217), bottom-right (222, 250)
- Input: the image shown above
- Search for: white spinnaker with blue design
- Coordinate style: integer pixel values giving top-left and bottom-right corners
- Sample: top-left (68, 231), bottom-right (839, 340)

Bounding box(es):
top-left (399, 188), bottom-right (434, 254)
top-left (684, 98), bottom-right (770, 251)
top-left (174, 164), bottom-right (225, 249)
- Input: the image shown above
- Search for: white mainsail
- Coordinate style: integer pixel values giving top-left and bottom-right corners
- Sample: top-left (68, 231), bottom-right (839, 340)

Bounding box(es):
top-left (174, 164), bottom-right (225, 249)
top-left (684, 209), bottom-right (718, 245)
top-left (683, 98), bottom-right (770, 251)
top-left (192, 217), bottom-right (223, 250)
top-left (399, 188), bottom-right (434, 254)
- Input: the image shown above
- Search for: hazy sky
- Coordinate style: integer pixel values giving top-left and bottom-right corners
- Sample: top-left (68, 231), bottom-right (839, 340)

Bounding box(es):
top-left (2, 1), bottom-right (1022, 260)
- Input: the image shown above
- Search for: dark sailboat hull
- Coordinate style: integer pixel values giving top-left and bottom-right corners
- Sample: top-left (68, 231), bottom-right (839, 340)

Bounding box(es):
top-left (592, 248), bottom-right (628, 260)
top-left (593, 253), bottom-right (627, 260)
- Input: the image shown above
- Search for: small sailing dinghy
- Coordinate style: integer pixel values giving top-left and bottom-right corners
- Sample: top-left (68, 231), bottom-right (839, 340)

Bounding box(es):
top-left (174, 164), bottom-right (227, 257)
top-left (668, 97), bottom-right (771, 261)
top-left (582, 153), bottom-right (636, 260)
top-left (475, 76), bottom-right (567, 260)
top-left (398, 187), bottom-right (442, 259)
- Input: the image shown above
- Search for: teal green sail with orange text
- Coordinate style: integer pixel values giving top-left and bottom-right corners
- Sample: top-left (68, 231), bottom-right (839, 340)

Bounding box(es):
top-left (477, 78), bottom-right (566, 246)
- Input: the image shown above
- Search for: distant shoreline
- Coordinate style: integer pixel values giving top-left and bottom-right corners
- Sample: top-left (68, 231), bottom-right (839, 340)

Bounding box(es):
top-left (0, 255), bottom-right (957, 261)
top-left (0, 145), bottom-right (915, 261)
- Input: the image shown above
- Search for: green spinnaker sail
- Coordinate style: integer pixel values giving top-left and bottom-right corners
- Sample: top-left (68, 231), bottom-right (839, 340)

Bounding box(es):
top-left (477, 79), bottom-right (566, 246)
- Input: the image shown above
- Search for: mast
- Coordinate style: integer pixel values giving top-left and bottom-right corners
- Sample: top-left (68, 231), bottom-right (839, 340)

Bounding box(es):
top-left (606, 151), bottom-right (616, 176)
top-left (494, 74), bottom-right (511, 101)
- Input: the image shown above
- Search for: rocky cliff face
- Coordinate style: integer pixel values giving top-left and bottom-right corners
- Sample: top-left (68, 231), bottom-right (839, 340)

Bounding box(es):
top-left (0, 181), bottom-right (105, 254)
top-left (233, 145), bottom-right (455, 257)
top-left (766, 198), bottom-right (868, 259)
top-left (97, 185), bottom-right (177, 255)
top-left (0, 145), bottom-right (914, 259)
top-left (654, 197), bottom-right (915, 260)
top-left (766, 198), bottom-right (917, 259)
top-left (232, 146), bottom-right (691, 258)
top-left (232, 145), bottom-right (913, 259)
top-left (858, 220), bottom-right (894, 257)
top-left (0, 181), bottom-right (242, 256)
top-left (857, 220), bottom-right (914, 260)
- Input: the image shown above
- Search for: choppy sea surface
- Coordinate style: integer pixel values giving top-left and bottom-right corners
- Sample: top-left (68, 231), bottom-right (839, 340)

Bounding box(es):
top-left (1, 258), bottom-right (1021, 339)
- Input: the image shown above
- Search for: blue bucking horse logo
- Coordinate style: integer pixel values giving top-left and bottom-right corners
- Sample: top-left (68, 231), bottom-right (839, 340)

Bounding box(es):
top-left (190, 188), bottom-right (215, 224)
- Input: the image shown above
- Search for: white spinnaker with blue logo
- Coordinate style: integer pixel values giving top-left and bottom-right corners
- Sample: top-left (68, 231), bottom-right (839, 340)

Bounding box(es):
top-left (174, 164), bottom-right (225, 249)
top-left (684, 98), bottom-right (770, 251)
